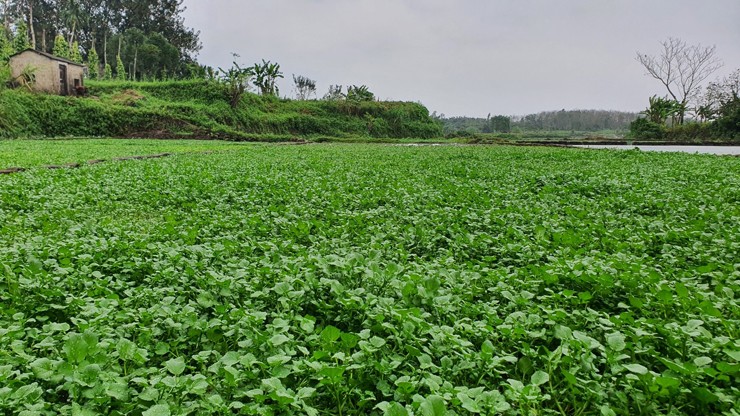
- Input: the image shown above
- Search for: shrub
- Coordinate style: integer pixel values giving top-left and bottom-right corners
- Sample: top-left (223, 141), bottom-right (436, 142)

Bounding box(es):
top-left (663, 122), bottom-right (711, 143)
top-left (713, 98), bottom-right (740, 139)
top-left (628, 118), bottom-right (664, 140)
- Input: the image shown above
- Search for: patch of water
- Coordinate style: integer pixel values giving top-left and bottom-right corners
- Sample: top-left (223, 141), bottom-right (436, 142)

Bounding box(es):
top-left (572, 145), bottom-right (740, 155)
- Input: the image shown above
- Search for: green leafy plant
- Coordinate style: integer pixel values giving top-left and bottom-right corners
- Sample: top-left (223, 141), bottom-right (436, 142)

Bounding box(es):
top-left (346, 85), bottom-right (374, 102)
top-left (0, 142), bottom-right (738, 415)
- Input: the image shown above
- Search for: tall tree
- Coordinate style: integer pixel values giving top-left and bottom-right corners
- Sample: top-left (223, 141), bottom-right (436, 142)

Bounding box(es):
top-left (636, 37), bottom-right (723, 124)
top-left (103, 61), bottom-right (111, 79)
top-left (11, 20), bottom-right (30, 52)
top-left (0, 25), bottom-right (12, 60)
top-left (115, 52), bottom-right (124, 80)
top-left (52, 33), bottom-right (69, 58)
top-left (489, 115), bottom-right (511, 133)
top-left (26, 0), bottom-right (34, 48)
top-left (69, 40), bottom-right (81, 63)
top-left (87, 43), bottom-right (99, 79)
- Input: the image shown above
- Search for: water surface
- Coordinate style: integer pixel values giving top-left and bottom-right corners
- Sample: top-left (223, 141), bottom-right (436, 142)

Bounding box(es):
top-left (573, 145), bottom-right (740, 155)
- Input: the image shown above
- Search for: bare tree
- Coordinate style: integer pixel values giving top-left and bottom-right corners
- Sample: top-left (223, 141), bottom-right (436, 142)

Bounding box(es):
top-left (699, 69), bottom-right (740, 120)
top-left (636, 37), bottom-right (723, 124)
top-left (292, 74), bottom-right (316, 100)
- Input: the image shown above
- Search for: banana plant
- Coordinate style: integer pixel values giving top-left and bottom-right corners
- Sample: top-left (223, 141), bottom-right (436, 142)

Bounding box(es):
top-left (642, 95), bottom-right (682, 125)
top-left (217, 61), bottom-right (254, 108)
top-left (252, 59), bottom-right (284, 96)
top-left (346, 85), bottom-right (374, 102)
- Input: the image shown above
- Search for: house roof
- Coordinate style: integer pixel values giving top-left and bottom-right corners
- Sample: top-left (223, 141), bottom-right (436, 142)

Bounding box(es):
top-left (8, 49), bottom-right (86, 67)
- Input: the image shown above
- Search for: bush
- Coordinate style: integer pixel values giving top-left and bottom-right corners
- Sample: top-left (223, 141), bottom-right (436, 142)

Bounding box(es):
top-left (713, 98), bottom-right (740, 139)
top-left (628, 118), bottom-right (664, 140)
top-left (663, 122), bottom-right (712, 143)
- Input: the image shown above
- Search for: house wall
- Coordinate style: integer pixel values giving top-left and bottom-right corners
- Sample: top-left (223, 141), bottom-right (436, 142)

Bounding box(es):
top-left (9, 51), bottom-right (85, 95)
top-left (67, 66), bottom-right (85, 93)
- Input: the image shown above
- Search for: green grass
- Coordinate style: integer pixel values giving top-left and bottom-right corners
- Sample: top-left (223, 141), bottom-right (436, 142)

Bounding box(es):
top-left (1, 143), bottom-right (738, 415)
top-left (0, 138), bottom-right (251, 168)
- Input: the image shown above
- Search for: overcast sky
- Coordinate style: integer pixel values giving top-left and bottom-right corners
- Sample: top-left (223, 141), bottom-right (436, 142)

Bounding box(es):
top-left (182, 0), bottom-right (740, 117)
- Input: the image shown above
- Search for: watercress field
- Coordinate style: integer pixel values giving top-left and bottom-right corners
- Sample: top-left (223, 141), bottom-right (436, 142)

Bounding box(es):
top-left (0, 142), bottom-right (738, 415)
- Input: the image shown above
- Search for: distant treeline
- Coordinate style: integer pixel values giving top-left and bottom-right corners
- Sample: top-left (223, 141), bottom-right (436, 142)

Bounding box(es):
top-left (437, 110), bottom-right (639, 134)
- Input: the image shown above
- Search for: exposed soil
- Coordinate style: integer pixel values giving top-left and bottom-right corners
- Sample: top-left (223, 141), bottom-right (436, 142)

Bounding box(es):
top-left (1, 153), bottom-right (176, 176)
top-left (0, 167), bottom-right (26, 175)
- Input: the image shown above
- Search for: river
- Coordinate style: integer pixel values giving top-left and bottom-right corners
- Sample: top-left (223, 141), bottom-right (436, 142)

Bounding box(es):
top-left (572, 145), bottom-right (740, 155)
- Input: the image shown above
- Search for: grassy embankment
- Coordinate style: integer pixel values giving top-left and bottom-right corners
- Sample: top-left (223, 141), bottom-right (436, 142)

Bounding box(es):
top-left (0, 80), bottom-right (443, 141)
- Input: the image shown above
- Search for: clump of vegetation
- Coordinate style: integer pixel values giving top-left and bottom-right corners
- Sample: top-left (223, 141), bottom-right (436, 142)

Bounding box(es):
top-left (628, 117), bottom-right (665, 140)
top-left (347, 85), bottom-right (374, 102)
top-left (632, 38), bottom-right (739, 142)
top-left (217, 61), bottom-right (254, 109)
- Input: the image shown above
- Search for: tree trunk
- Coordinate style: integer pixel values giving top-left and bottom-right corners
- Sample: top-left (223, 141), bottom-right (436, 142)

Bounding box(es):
top-left (103, 30), bottom-right (107, 68)
top-left (133, 48), bottom-right (138, 81)
top-left (28, 0), bottom-right (35, 49)
top-left (2, 0), bottom-right (9, 32)
top-left (68, 20), bottom-right (76, 45)
top-left (41, 27), bottom-right (45, 51)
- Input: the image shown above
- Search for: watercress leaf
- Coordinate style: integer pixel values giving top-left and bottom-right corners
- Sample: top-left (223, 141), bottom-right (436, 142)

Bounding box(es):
top-left (164, 357), bottom-right (186, 376)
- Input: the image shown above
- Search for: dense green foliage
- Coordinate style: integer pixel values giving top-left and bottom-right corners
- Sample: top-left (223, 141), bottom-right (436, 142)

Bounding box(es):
top-left (87, 47), bottom-right (100, 80)
top-left (0, 143), bottom-right (738, 415)
top-left (627, 118), bottom-right (665, 141)
top-left (52, 35), bottom-right (71, 60)
top-left (629, 102), bottom-right (740, 143)
top-left (630, 70), bottom-right (740, 142)
top-left (0, 80), bottom-right (442, 139)
top-left (1, 0), bottom-right (200, 78)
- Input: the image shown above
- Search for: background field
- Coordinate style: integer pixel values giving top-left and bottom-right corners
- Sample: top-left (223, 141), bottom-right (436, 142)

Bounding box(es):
top-left (1, 142), bottom-right (738, 415)
top-left (0, 139), bottom-right (251, 168)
